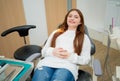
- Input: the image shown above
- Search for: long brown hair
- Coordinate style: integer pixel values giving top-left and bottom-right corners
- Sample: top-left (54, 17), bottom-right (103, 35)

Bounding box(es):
top-left (51, 9), bottom-right (85, 55)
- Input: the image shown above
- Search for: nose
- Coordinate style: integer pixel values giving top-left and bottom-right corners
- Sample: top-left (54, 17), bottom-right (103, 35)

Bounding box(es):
top-left (70, 17), bottom-right (74, 20)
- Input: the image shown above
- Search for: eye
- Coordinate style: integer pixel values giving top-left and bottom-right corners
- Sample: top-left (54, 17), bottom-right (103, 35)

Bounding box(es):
top-left (68, 14), bottom-right (72, 18)
top-left (74, 15), bottom-right (79, 19)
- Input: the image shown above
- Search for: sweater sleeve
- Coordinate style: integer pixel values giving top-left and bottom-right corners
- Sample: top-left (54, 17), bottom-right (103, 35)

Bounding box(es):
top-left (41, 30), bottom-right (57, 57)
top-left (67, 35), bottom-right (91, 65)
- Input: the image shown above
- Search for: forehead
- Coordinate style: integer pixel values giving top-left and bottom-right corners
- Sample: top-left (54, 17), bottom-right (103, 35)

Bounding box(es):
top-left (68, 10), bottom-right (79, 16)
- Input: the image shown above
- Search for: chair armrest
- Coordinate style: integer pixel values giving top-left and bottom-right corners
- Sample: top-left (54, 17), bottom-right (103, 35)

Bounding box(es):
top-left (93, 59), bottom-right (102, 76)
top-left (25, 53), bottom-right (41, 62)
top-left (1, 25), bottom-right (36, 37)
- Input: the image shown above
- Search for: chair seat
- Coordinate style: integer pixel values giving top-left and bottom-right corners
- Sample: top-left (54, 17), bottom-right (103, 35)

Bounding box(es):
top-left (14, 45), bottom-right (42, 61)
top-left (77, 70), bottom-right (92, 81)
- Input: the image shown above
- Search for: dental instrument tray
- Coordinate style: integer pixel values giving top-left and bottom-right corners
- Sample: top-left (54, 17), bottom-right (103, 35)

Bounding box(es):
top-left (0, 63), bottom-right (24, 81)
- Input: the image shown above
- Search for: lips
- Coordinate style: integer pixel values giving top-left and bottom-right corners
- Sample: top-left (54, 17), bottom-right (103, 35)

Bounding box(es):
top-left (68, 21), bottom-right (75, 24)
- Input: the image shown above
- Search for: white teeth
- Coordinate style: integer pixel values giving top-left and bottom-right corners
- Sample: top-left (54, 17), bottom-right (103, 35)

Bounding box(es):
top-left (69, 21), bottom-right (74, 23)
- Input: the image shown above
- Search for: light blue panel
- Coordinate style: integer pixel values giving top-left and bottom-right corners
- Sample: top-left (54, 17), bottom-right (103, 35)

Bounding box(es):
top-left (67, 0), bottom-right (72, 11)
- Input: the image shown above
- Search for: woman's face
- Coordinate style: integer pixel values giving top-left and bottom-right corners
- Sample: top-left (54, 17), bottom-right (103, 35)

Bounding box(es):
top-left (67, 10), bottom-right (81, 30)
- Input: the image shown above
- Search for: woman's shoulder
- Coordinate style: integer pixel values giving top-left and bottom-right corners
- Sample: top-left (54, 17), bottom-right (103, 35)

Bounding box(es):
top-left (51, 29), bottom-right (63, 34)
top-left (50, 29), bottom-right (58, 34)
top-left (84, 34), bottom-right (88, 38)
top-left (49, 29), bottom-right (61, 36)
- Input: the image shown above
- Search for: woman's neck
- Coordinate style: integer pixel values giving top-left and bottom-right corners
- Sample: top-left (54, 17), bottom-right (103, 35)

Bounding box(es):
top-left (68, 26), bottom-right (76, 30)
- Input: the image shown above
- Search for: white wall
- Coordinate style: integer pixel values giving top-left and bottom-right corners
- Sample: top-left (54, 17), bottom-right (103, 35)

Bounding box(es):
top-left (22, 0), bottom-right (48, 45)
top-left (76, 0), bottom-right (120, 42)
top-left (76, 0), bottom-right (107, 32)
top-left (105, 0), bottom-right (120, 28)
top-left (76, 0), bottom-right (108, 42)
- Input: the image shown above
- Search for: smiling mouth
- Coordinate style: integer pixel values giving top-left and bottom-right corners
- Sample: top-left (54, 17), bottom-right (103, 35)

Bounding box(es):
top-left (69, 21), bottom-right (75, 24)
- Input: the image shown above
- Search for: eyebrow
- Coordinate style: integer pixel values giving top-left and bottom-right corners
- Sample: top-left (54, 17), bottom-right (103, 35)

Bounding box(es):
top-left (69, 14), bottom-right (79, 16)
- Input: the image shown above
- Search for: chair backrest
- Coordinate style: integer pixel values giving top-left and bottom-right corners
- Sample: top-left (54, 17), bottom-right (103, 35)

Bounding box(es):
top-left (84, 25), bottom-right (96, 55)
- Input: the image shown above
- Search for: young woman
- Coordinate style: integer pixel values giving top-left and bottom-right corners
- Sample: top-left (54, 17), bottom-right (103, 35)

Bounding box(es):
top-left (32, 9), bottom-right (91, 81)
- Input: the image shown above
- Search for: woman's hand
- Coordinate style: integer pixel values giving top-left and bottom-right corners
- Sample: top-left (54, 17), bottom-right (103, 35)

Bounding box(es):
top-left (52, 48), bottom-right (70, 59)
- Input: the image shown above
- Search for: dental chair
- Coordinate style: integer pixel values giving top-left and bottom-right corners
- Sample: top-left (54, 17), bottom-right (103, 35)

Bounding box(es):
top-left (1, 25), bottom-right (42, 62)
top-left (1, 25), bottom-right (102, 81)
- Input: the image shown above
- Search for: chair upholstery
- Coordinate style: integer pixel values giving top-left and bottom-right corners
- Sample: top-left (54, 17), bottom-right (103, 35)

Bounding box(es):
top-left (77, 70), bottom-right (92, 81)
top-left (14, 45), bottom-right (42, 61)
top-left (84, 25), bottom-right (96, 55)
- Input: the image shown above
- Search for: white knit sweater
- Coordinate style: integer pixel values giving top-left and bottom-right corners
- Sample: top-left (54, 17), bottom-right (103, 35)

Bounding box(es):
top-left (36, 30), bottom-right (91, 80)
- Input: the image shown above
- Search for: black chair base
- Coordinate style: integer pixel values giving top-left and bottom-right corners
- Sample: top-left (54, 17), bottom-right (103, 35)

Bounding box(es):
top-left (77, 70), bottom-right (92, 81)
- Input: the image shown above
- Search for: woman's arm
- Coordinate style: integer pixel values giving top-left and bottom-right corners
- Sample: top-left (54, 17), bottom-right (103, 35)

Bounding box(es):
top-left (68, 35), bottom-right (91, 65)
top-left (41, 30), bottom-right (57, 57)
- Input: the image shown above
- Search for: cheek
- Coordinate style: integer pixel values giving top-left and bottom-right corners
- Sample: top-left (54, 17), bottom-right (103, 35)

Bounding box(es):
top-left (75, 20), bottom-right (80, 25)
top-left (77, 19), bottom-right (81, 25)
top-left (67, 18), bottom-right (69, 22)
top-left (67, 17), bottom-right (70, 21)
